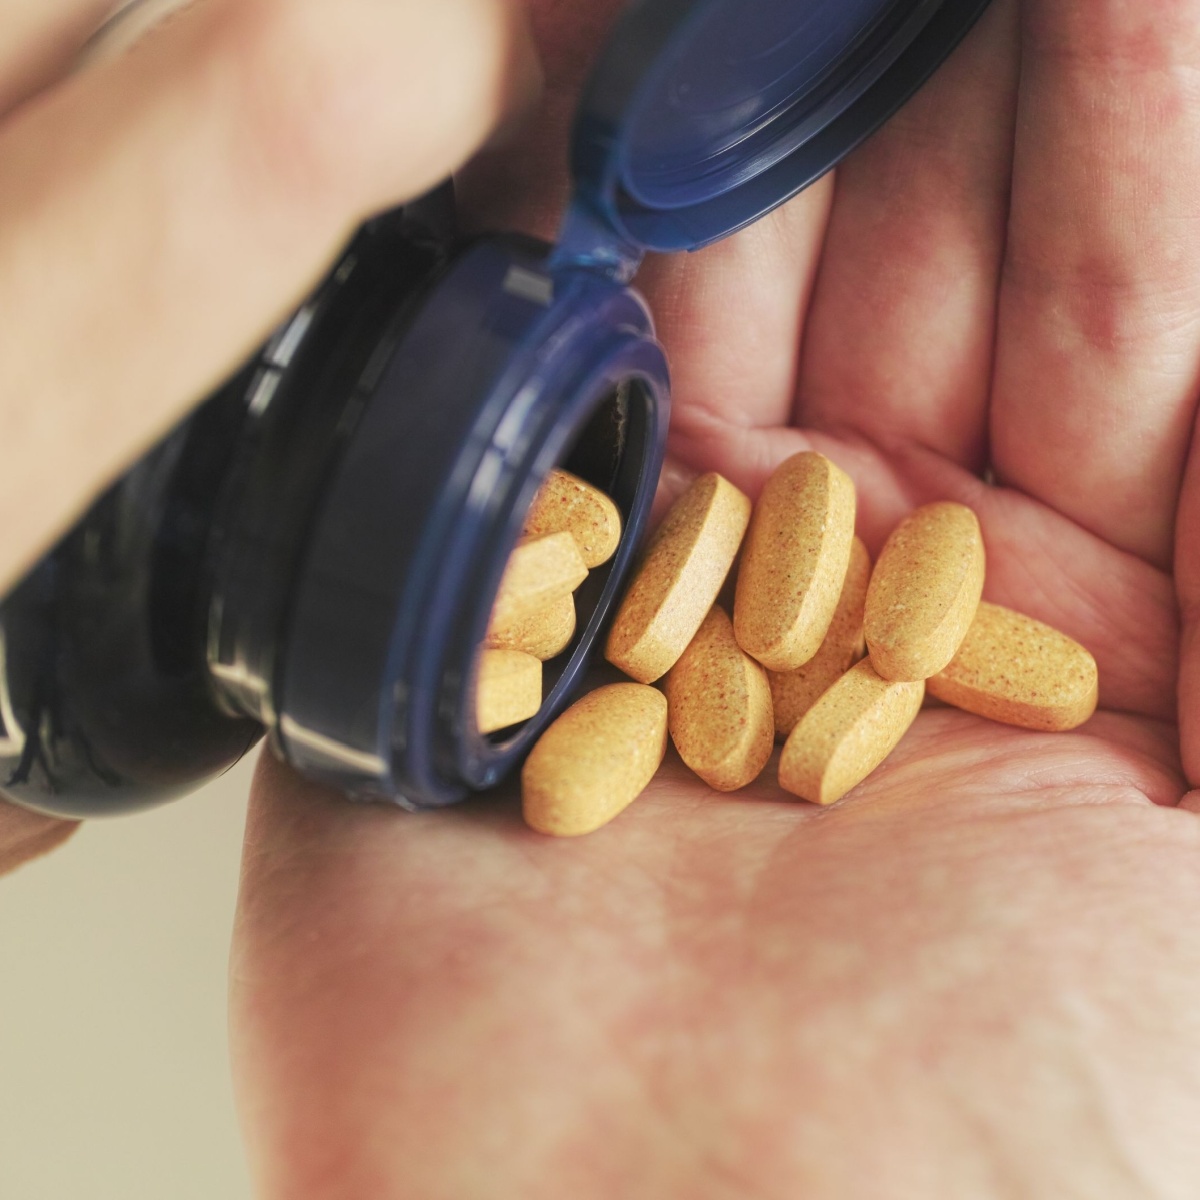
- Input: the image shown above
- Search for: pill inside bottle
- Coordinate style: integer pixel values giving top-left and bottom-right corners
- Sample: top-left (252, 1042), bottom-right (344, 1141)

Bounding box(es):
top-left (469, 388), bottom-right (637, 743)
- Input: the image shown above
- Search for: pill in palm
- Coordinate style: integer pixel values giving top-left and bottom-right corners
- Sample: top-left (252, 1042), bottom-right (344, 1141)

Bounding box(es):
top-left (488, 532), bottom-right (588, 634)
top-left (476, 650), bottom-right (543, 735)
top-left (778, 659), bottom-right (924, 806)
top-left (664, 606), bottom-right (775, 792)
top-left (605, 472), bottom-right (751, 684)
top-left (769, 536), bottom-right (871, 739)
top-left (522, 469), bottom-right (623, 568)
top-left (487, 593), bottom-right (577, 660)
top-left (927, 601), bottom-right (1098, 731)
top-left (733, 451), bottom-right (857, 673)
top-left (518, 475), bottom-right (1097, 833)
top-left (864, 501), bottom-right (985, 682)
top-left (522, 683), bottom-right (668, 836)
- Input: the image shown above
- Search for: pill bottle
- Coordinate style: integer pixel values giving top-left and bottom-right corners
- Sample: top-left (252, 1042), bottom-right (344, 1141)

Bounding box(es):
top-left (0, 0), bottom-right (991, 818)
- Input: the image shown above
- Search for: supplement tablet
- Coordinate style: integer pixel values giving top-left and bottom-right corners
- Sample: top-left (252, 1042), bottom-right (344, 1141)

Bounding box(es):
top-left (487, 593), bottom-right (577, 660)
top-left (779, 659), bottom-right (924, 806)
top-left (927, 601), bottom-right (1099, 731)
top-left (733, 451), bottom-right (857, 672)
top-left (864, 501), bottom-right (985, 682)
top-left (488, 532), bottom-right (588, 634)
top-left (605, 473), bottom-right (751, 684)
top-left (664, 606), bottom-right (775, 792)
top-left (522, 683), bottom-right (668, 836)
top-left (476, 650), bottom-right (542, 735)
top-left (769, 536), bottom-right (871, 738)
top-left (522, 469), bottom-right (623, 568)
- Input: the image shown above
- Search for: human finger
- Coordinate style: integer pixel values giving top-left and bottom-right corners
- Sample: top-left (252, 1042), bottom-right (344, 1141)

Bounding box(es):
top-left (0, 802), bottom-right (77, 876)
top-left (797, 0), bottom-right (1019, 472)
top-left (0, 0), bottom-right (539, 594)
top-left (455, 0), bottom-right (630, 239)
top-left (639, 181), bottom-right (834, 447)
top-left (990, 0), bottom-right (1200, 568)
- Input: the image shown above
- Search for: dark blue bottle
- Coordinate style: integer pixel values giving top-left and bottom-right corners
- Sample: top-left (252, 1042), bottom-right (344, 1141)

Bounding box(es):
top-left (0, 0), bottom-right (991, 818)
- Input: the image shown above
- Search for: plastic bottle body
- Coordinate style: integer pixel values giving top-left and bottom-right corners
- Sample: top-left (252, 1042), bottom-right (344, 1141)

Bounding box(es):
top-left (0, 391), bottom-right (262, 818)
top-left (2, 0), bottom-right (992, 819)
top-left (0, 213), bottom-right (669, 817)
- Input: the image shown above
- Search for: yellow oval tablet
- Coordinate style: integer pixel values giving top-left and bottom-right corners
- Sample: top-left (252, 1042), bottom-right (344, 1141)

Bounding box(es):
top-left (487, 594), bottom-right (576, 660)
top-left (733, 452), bottom-right (857, 672)
top-left (664, 606), bottom-right (774, 792)
top-left (488, 532), bottom-right (588, 634)
top-left (769, 537), bottom-right (871, 738)
top-left (522, 469), bottom-right (622, 568)
top-left (779, 659), bottom-right (924, 806)
top-left (864, 501), bottom-right (985, 682)
top-left (605, 473), bottom-right (751, 684)
top-left (522, 683), bottom-right (668, 837)
top-left (476, 650), bottom-right (542, 735)
top-left (927, 602), bottom-right (1098, 731)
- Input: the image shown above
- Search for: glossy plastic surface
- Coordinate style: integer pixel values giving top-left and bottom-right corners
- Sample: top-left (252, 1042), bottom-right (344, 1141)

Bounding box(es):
top-left (0, 208), bottom-right (453, 817)
top-left (276, 237), bottom-right (669, 807)
top-left (206, 209), bottom-right (451, 727)
top-left (1, 207), bottom-right (669, 816)
top-left (0, 388), bottom-right (262, 818)
top-left (566, 0), bottom-right (992, 255)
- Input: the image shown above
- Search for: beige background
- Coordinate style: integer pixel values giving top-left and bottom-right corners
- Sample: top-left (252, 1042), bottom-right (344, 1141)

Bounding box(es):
top-left (0, 757), bottom-right (256, 1200)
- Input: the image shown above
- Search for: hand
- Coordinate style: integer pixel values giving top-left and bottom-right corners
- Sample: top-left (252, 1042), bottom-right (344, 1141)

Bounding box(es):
top-left (232, 2), bottom-right (1200, 1195)
top-left (0, 0), bottom-right (537, 872)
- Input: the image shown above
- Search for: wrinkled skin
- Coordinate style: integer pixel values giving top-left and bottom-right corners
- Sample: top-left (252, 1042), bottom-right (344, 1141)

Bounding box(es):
top-left (232, 2), bottom-right (1200, 1197)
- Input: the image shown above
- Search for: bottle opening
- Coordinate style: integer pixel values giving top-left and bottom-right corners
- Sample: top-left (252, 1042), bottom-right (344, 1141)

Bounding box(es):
top-left (476, 377), bottom-right (645, 747)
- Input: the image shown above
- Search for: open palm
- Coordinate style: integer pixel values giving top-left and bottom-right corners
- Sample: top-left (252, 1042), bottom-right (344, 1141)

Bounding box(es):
top-left (233, 2), bottom-right (1200, 1196)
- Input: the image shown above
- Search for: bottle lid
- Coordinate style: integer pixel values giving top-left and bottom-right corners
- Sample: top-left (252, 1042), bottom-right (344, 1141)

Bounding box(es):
top-left (567, 0), bottom-right (991, 257)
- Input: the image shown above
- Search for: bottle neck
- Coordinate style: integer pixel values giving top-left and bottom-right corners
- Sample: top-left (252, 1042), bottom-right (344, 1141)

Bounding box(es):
top-left (549, 201), bottom-right (646, 285)
top-left (261, 236), bottom-right (670, 809)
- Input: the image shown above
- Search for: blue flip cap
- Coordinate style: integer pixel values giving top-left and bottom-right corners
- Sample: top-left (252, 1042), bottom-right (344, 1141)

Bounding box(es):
top-left (570, 0), bottom-right (992, 255)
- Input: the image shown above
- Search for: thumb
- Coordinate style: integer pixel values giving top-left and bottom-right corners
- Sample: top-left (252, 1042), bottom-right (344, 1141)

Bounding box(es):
top-left (0, 0), bottom-right (540, 592)
top-left (0, 803), bottom-right (78, 877)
